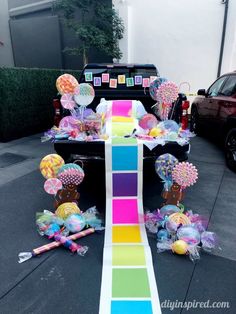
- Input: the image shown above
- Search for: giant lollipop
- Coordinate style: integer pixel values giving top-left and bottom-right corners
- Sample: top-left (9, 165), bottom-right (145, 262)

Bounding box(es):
top-left (56, 74), bottom-right (79, 95)
top-left (60, 93), bottom-right (76, 110)
top-left (172, 162), bottom-right (198, 189)
top-left (74, 83), bottom-right (95, 120)
top-left (57, 163), bottom-right (85, 186)
top-left (156, 81), bottom-right (179, 120)
top-left (40, 154), bottom-right (65, 179)
top-left (149, 77), bottom-right (167, 101)
top-left (155, 154), bottom-right (178, 189)
top-left (139, 113), bottom-right (158, 130)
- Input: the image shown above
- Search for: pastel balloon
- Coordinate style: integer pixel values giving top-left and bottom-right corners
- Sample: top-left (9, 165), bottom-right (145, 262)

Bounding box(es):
top-left (44, 178), bottom-right (62, 195)
top-left (55, 202), bottom-right (81, 220)
top-left (139, 114), bottom-right (158, 130)
top-left (40, 154), bottom-right (65, 179)
top-left (171, 240), bottom-right (188, 255)
top-left (56, 74), bottom-right (79, 95)
top-left (74, 83), bottom-right (95, 107)
top-left (60, 93), bottom-right (76, 110)
top-left (159, 120), bottom-right (180, 133)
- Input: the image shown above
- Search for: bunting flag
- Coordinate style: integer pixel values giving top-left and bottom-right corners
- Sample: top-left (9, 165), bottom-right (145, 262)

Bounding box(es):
top-left (99, 100), bottom-right (162, 314)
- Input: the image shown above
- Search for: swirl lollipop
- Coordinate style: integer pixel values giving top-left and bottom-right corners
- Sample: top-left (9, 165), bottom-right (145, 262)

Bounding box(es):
top-left (56, 74), bottom-right (79, 95)
top-left (149, 77), bottom-right (167, 101)
top-left (172, 162), bottom-right (198, 189)
top-left (60, 93), bottom-right (76, 110)
top-left (44, 178), bottom-right (62, 195)
top-left (156, 81), bottom-right (179, 104)
top-left (155, 154), bottom-right (178, 188)
top-left (40, 154), bottom-right (65, 179)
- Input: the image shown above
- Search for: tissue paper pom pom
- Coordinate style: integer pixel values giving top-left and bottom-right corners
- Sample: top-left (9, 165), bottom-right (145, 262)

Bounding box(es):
top-left (172, 162), bottom-right (198, 188)
top-left (156, 81), bottom-right (179, 104)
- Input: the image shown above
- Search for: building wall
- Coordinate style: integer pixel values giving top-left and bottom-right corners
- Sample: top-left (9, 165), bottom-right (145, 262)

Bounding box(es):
top-left (0, 0), bottom-right (14, 67)
top-left (113, 0), bottom-right (236, 93)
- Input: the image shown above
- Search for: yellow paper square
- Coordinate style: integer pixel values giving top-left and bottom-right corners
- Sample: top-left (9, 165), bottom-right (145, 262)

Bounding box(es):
top-left (112, 225), bottom-right (142, 243)
top-left (118, 75), bottom-right (126, 84)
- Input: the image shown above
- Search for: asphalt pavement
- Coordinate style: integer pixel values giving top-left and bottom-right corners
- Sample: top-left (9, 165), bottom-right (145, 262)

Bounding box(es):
top-left (0, 134), bottom-right (235, 314)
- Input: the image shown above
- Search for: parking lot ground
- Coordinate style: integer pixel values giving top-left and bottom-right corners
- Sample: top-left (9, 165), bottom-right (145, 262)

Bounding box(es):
top-left (0, 135), bottom-right (235, 313)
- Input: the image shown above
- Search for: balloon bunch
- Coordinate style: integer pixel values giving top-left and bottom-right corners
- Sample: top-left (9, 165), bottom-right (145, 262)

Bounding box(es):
top-left (145, 153), bottom-right (217, 262)
top-left (149, 78), bottom-right (179, 120)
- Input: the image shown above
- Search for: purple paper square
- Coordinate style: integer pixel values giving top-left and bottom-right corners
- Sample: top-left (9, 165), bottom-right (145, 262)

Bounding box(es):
top-left (113, 173), bottom-right (137, 197)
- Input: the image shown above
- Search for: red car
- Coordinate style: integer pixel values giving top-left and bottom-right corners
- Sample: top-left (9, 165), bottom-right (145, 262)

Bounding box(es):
top-left (190, 71), bottom-right (236, 171)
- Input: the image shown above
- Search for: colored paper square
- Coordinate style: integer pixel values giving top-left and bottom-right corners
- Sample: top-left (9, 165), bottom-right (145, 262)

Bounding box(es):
top-left (150, 76), bottom-right (158, 83)
top-left (93, 77), bottom-right (101, 86)
top-left (102, 73), bottom-right (110, 83)
top-left (126, 77), bottom-right (134, 87)
top-left (142, 78), bottom-right (150, 87)
top-left (110, 79), bottom-right (118, 88)
top-left (85, 72), bottom-right (93, 82)
top-left (112, 173), bottom-right (137, 197)
top-left (112, 137), bottom-right (137, 145)
top-left (112, 268), bottom-right (151, 298)
top-left (112, 100), bottom-right (132, 117)
top-left (111, 301), bottom-right (153, 314)
top-left (112, 245), bottom-right (146, 265)
top-left (135, 75), bottom-right (143, 85)
top-left (118, 75), bottom-right (126, 84)
top-left (112, 146), bottom-right (137, 171)
top-left (112, 122), bottom-right (135, 137)
top-left (112, 199), bottom-right (139, 224)
top-left (112, 226), bottom-right (141, 243)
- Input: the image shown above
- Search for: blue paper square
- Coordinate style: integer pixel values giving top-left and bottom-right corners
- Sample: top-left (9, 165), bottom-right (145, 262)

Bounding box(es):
top-left (112, 146), bottom-right (137, 171)
top-left (111, 301), bottom-right (153, 314)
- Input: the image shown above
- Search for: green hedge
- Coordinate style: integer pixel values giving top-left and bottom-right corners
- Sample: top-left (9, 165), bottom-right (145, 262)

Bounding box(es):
top-left (0, 67), bottom-right (81, 141)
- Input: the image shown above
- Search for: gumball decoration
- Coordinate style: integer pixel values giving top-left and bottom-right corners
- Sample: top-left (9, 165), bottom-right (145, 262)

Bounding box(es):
top-left (168, 212), bottom-right (191, 226)
top-left (139, 114), bottom-right (158, 130)
top-left (172, 162), bottom-right (198, 189)
top-left (171, 240), bottom-right (188, 255)
top-left (57, 163), bottom-right (85, 186)
top-left (56, 74), bottom-right (79, 95)
top-left (156, 81), bottom-right (179, 104)
top-left (60, 93), bottom-right (76, 110)
top-left (177, 225), bottom-right (201, 245)
top-left (44, 178), bottom-right (62, 195)
top-left (74, 83), bottom-right (95, 107)
top-left (55, 202), bottom-right (81, 220)
top-left (149, 77), bottom-right (167, 100)
top-left (64, 214), bottom-right (86, 233)
top-left (155, 153), bottom-right (178, 183)
top-left (40, 154), bottom-right (65, 179)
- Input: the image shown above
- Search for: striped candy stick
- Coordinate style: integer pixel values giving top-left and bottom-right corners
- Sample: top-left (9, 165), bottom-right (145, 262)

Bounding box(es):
top-left (18, 228), bottom-right (95, 263)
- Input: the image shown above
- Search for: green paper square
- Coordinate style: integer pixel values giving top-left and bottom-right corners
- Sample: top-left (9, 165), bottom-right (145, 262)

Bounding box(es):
top-left (112, 245), bottom-right (146, 266)
top-left (126, 77), bottom-right (134, 87)
top-left (85, 72), bottom-right (93, 82)
top-left (112, 137), bottom-right (137, 145)
top-left (112, 268), bottom-right (151, 298)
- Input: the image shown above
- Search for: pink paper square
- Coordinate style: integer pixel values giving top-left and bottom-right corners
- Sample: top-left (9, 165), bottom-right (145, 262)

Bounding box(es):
top-left (112, 100), bottom-right (132, 117)
top-left (112, 199), bottom-right (139, 224)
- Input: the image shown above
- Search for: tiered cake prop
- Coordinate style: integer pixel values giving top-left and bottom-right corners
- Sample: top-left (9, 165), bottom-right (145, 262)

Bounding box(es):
top-left (18, 153), bottom-right (103, 263)
top-left (145, 153), bottom-right (217, 262)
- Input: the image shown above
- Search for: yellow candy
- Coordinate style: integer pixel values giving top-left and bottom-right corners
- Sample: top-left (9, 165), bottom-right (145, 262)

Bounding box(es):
top-left (40, 154), bottom-right (65, 179)
top-left (55, 202), bottom-right (80, 219)
top-left (149, 127), bottom-right (162, 137)
top-left (172, 240), bottom-right (188, 255)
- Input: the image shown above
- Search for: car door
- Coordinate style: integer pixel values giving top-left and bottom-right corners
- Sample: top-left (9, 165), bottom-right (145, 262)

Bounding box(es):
top-left (198, 75), bottom-right (228, 132)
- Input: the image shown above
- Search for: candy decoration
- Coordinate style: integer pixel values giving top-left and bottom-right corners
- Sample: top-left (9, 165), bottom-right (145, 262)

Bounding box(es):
top-left (40, 154), bottom-right (65, 179)
top-left (54, 233), bottom-right (88, 256)
top-left (177, 225), bottom-right (201, 245)
top-left (159, 204), bottom-right (180, 216)
top-left (168, 212), bottom-right (191, 226)
top-left (59, 116), bottom-right (79, 130)
top-left (64, 214), bottom-right (86, 233)
top-left (44, 178), bottom-right (63, 195)
top-left (55, 202), bottom-right (81, 220)
top-left (155, 153), bottom-right (178, 184)
top-left (171, 240), bottom-right (188, 255)
top-left (156, 81), bottom-right (179, 104)
top-left (74, 83), bottom-right (95, 107)
top-left (57, 163), bottom-right (85, 186)
top-left (60, 93), bottom-right (76, 110)
top-left (149, 77), bottom-right (167, 100)
top-left (139, 114), bottom-right (158, 130)
top-left (172, 162), bottom-right (198, 189)
top-left (56, 74), bottom-right (79, 95)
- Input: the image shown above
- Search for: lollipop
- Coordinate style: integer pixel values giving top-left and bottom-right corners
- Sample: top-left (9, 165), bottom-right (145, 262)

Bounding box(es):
top-left (155, 154), bottom-right (178, 186)
top-left (156, 81), bottom-right (179, 104)
top-left (168, 212), bottom-right (191, 226)
top-left (55, 202), bottom-right (81, 220)
top-left (64, 214), bottom-right (86, 233)
top-left (57, 163), bottom-right (85, 186)
top-left (56, 74), bottom-right (79, 95)
top-left (60, 93), bottom-right (76, 110)
top-left (40, 154), bottom-right (65, 179)
top-left (177, 225), bottom-right (201, 245)
top-left (149, 77), bottom-right (167, 101)
top-left (74, 83), bottom-right (95, 107)
top-left (44, 178), bottom-right (63, 195)
top-left (172, 162), bottom-right (198, 189)
top-left (139, 114), bottom-right (158, 130)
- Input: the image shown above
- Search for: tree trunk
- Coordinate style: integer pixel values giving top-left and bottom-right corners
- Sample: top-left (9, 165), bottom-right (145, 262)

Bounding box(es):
top-left (83, 48), bottom-right (88, 66)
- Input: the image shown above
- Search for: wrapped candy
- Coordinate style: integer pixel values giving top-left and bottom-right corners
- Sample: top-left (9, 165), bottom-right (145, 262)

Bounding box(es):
top-left (54, 234), bottom-right (88, 256)
top-left (64, 214), bottom-right (86, 233)
top-left (201, 231), bottom-right (217, 252)
top-left (177, 225), bottom-right (201, 246)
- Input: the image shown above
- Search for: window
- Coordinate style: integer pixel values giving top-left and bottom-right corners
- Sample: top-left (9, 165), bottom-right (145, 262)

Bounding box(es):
top-left (207, 76), bottom-right (227, 97)
top-left (219, 75), bottom-right (236, 96)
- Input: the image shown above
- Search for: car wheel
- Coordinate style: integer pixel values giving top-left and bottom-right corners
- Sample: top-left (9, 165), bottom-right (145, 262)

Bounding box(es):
top-left (225, 128), bottom-right (236, 172)
top-left (190, 107), bottom-right (201, 134)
